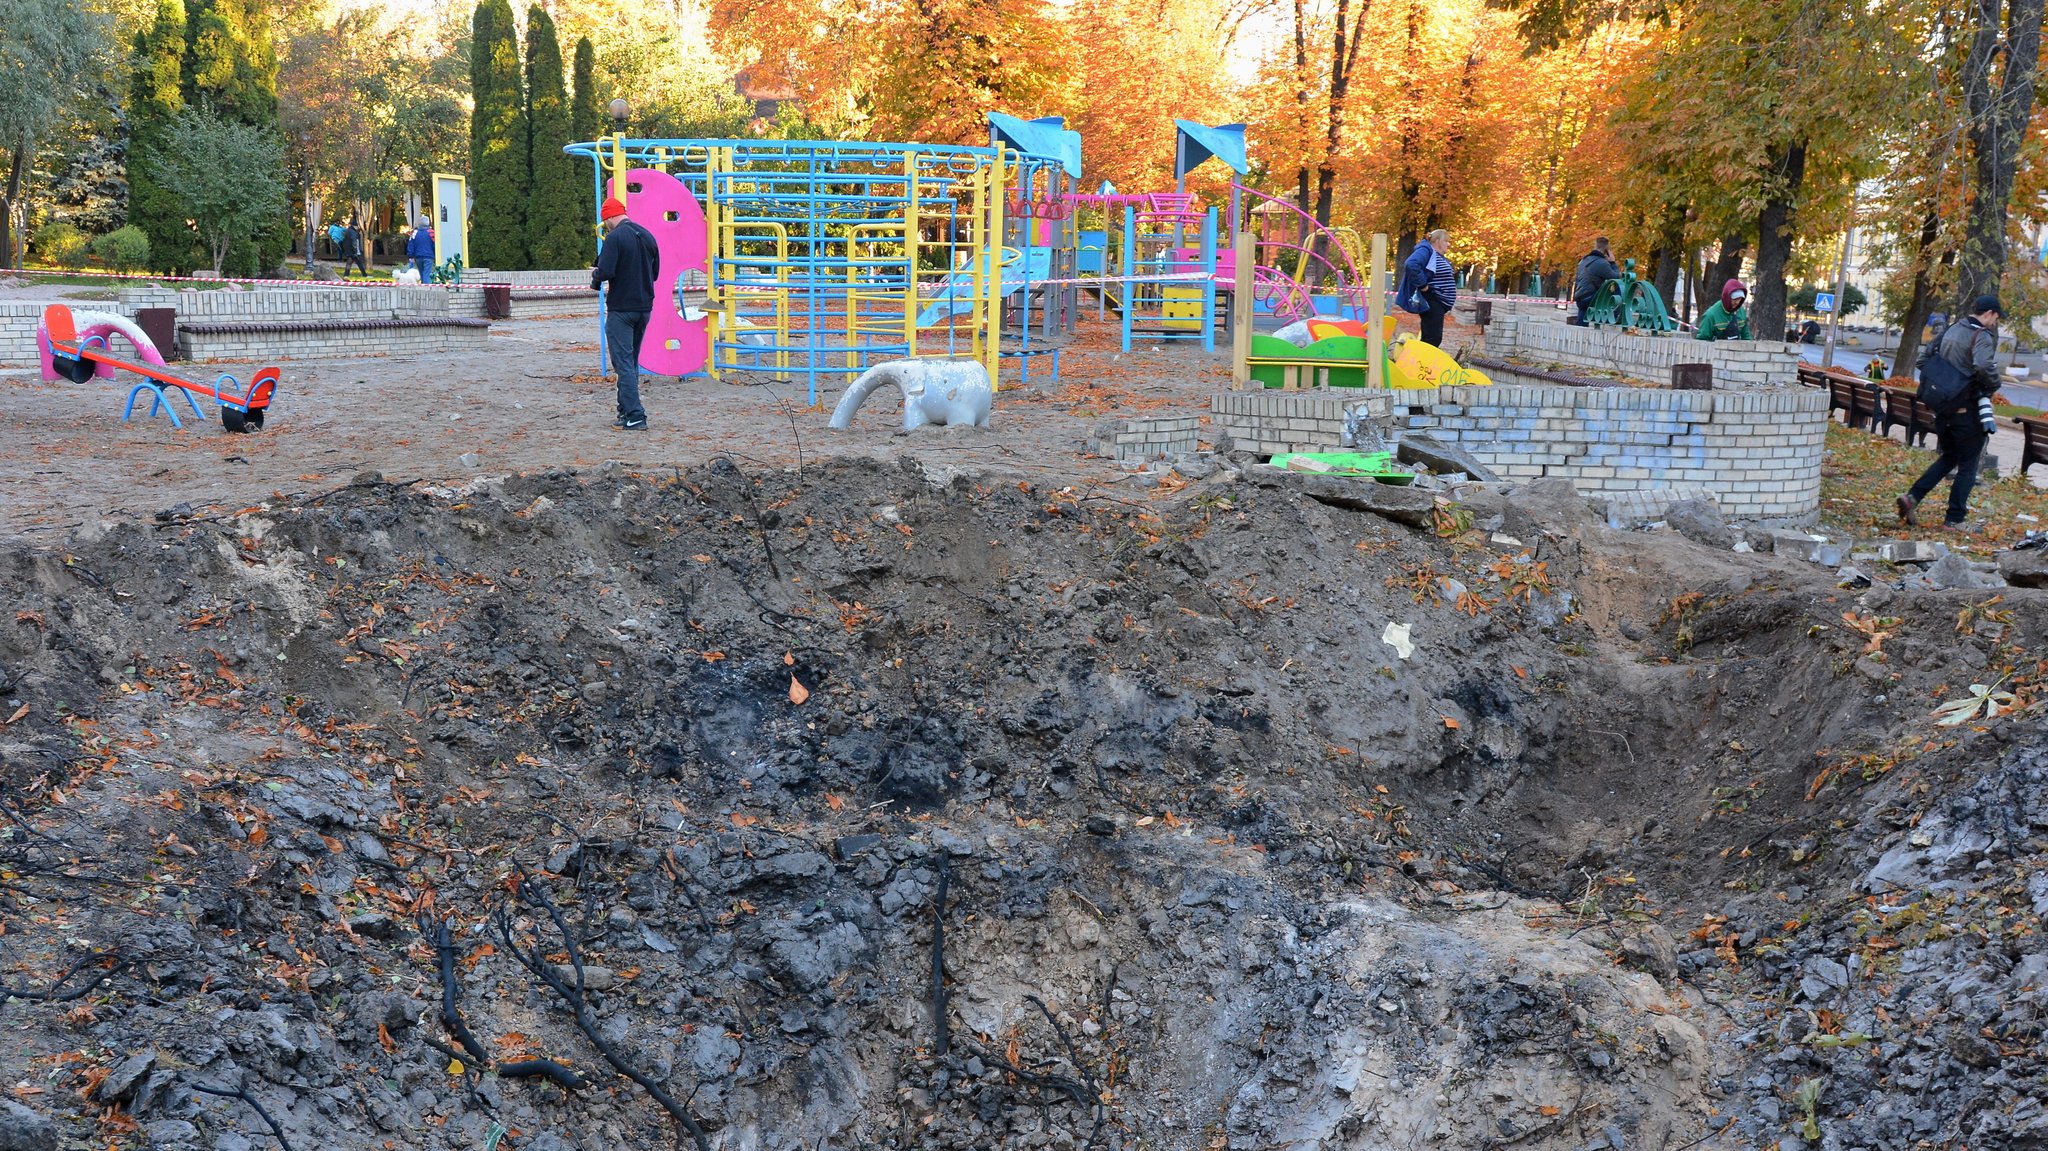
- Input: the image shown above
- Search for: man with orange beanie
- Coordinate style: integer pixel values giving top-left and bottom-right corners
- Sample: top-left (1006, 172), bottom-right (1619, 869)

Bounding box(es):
top-left (590, 196), bottom-right (659, 430)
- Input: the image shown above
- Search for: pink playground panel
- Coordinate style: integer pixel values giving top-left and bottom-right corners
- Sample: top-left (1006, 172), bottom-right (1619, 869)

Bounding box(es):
top-left (614, 168), bottom-right (709, 377)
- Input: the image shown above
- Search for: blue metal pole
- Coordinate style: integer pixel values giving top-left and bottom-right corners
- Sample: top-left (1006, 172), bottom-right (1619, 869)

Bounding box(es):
top-left (1201, 206), bottom-right (1216, 353)
top-left (591, 155), bottom-right (607, 378)
top-left (1121, 204), bottom-right (1135, 352)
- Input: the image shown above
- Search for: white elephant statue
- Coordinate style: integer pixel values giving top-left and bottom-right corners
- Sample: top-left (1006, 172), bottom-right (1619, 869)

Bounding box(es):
top-left (829, 359), bottom-right (993, 432)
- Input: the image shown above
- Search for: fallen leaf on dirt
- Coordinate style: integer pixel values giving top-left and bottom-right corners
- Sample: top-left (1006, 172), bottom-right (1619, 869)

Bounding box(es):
top-left (730, 813), bottom-right (758, 827)
top-left (378, 1023), bottom-right (396, 1053)
top-left (1539, 1106), bottom-right (1562, 1117)
top-left (789, 676), bottom-right (810, 705)
top-left (701, 651), bottom-right (726, 662)
top-left (1442, 717), bottom-right (1461, 730)
top-left (2, 703), bottom-right (26, 725)
top-left (783, 652), bottom-right (795, 665)
top-left (825, 793), bottom-right (845, 811)
top-left (446, 1058), bottom-right (465, 1075)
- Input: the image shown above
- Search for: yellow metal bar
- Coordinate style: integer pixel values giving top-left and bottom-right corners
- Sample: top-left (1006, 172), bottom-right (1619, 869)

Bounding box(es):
top-left (904, 152), bottom-right (919, 358)
top-left (984, 149), bottom-right (1006, 389)
top-left (701, 148), bottom-right (723, 380)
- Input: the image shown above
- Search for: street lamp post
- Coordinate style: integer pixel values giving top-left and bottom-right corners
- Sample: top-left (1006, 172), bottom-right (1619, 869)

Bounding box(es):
top-left (607, 99), bottom-right (631, 196)
top-left (300, 130), bottom-right (314, 275)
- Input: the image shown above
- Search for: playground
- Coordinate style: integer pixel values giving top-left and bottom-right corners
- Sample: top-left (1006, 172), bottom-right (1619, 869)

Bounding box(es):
top-left (0, 306), bottom-right (1412, 533)
top-left (0, 113), bottom-right (1510, 530)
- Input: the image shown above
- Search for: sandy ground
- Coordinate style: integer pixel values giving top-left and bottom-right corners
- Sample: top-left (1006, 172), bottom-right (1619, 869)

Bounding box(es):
top-left (0, 313), bottom-right (1282, 535)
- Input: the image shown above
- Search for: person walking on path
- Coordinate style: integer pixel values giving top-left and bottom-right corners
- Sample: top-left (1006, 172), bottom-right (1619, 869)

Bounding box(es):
top-left (339, 216), bottom-right (369, 279)
top-left (405, 215), bottom-right (435, 283)
top-left (1399, 229), bottom-right (1458, 347)
top-left (1898, 294), bottom-right (2005, 532)
top-left (590, 196), bottom-right (659, 431)
top-left (1694, 279), bottom-right (1751, 341)
top-left (1572, 238), bottom-right (1621, 326)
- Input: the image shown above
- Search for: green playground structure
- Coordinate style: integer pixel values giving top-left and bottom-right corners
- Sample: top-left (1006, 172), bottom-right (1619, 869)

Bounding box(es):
top-left (1268, 451), bottom-right (1414, 483)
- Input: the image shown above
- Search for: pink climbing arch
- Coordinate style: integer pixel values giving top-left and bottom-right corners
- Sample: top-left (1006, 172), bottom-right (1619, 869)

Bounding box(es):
top-left (613, 168), bottom-right (708, 377)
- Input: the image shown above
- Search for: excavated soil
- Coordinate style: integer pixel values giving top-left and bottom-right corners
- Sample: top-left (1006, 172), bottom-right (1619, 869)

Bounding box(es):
top-left (0, 453), bottom-right (2043, 1151)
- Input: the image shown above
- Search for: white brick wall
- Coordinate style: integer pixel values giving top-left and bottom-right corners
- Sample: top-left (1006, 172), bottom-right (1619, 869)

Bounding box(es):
top-left (1483, 315), bottom-right (1801, 389)
top-left (1399, 384), bottom-right (1826, 520)
top-left (0, 300), bottom-right (140, 367)
top-left (1210, 383), bottom-right (1825, 519)
top-left (1210, 390), bottom-right (1393, 457)
top-left (1088, 415), bottom-right (1204, 461)
top-left (180, 325), bottom-right (491, 362)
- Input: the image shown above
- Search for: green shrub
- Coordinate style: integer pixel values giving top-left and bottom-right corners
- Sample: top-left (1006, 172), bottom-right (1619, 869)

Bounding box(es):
top-left (34, 222), bottom-right (88, 270)
top-left (91, 226), bottom-right (152, 273)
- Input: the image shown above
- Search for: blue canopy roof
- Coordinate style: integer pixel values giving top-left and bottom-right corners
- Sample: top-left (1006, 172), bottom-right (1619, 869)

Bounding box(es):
top-left (1174, 120), bottom-right (1248, 180)
top-left (988, 113), bottom-right (1083, 178)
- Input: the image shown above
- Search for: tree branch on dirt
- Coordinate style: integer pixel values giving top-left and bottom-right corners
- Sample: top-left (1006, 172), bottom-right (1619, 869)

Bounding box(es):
top-left (495, 874), bottom-right (712, 1151)
top-left (417, 914), bottom-right (586, 1089)
top-left (188, 1077), bottom-right (294, 1151)
top-left (0, 950), bottom-right (126, 1003)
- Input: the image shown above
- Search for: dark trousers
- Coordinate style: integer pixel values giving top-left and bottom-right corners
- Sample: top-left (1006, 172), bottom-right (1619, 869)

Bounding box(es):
top-left (606, 308), bottom-right (649, 422)
top-left (1908, 411), bottom-right (1987, 525)
top-left (1419, 305), bottom-right (1449, 347)
top-left (412, 256), bottom-right (433, 282)
top-left (341, 250), bottom-right (368, 277)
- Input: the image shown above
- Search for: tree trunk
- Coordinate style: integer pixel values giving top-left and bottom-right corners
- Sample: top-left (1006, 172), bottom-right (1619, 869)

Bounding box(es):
top-left (1707, 234), bottom-right (1746, 298)
top-left (1750, 140), bottom-right (1806, 343)
top-left (1292, 0), bottom-right (1311, 244)
top-left (1305, 0), bottom-right (1369, 285)
top-left (1956, 0), bottom-right (2045, 307)
top-left (1892, 208), bottom-right (1947, 370)
top-left (2, 129), bottom-right (31, 270)
top-left (1648, 203), bottom-right (1685, 313)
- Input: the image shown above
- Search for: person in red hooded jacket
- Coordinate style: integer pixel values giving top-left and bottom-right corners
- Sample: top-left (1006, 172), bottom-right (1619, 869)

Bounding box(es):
top-left (1694, 279), bottom-right (1751, 340)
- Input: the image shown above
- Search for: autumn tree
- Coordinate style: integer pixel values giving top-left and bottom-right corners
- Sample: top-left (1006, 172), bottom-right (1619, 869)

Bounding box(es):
top-left (469, 0), bottom-right (528, 269)
top-left (1954, 0), bottom-right (2044, 310)
top-left (525, 5), bottom-right (584, 269)
top-left (556, 0), bottom-right (752, 140)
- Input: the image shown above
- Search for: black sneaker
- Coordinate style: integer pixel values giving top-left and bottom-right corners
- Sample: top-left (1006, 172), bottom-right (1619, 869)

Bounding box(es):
top-left (621, 417), bottom-right (647, 431)
top-left (612, 416), bottom-right (626, 427)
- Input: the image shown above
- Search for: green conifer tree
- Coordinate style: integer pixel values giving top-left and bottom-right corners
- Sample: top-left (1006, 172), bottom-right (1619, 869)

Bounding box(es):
top-left (127, 0), bottom-right (202, 273)
top-left (469, 0), bottom-right (497, 199)
top-left (181, 0), bottom-right (287, 274)
top-left (523, 6), bottom-right (583, 269)
top-left (468, 0), bottom-right (528, 270)
top-left (570, 37), bottom-right (601, 147)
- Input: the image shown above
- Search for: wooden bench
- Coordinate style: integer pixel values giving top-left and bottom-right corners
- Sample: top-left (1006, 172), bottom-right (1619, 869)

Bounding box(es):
top-left (1880, 386), bottom-right (1937, 447)
top-left (2020, 416), bottom-right (2048, 477)
top-left (1799, 364), bottom-right (1882, 431)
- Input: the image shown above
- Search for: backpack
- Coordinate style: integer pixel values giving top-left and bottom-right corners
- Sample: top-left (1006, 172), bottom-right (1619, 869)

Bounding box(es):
top-left (1916, 325), bottom-right (1983, 412)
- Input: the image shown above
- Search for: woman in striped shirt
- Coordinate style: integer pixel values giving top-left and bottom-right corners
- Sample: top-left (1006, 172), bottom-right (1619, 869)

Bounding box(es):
top-left (1399, 229), bottom-right (1459, 347)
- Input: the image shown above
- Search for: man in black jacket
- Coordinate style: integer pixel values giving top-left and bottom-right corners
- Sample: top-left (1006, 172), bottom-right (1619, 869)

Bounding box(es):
top-left (1571, 238), bottom-right (1620, 326)
top-left (591, 196), bottom-right (659, 430)
top-left (1898, 294), bottom-right (2004, 531)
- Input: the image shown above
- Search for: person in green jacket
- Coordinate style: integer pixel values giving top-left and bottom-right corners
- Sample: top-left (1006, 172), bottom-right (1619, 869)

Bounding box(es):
top-left (1695, 278), bottom-right (1751, 340)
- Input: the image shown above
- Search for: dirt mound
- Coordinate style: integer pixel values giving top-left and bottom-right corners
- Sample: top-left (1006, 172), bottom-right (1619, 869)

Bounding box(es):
top-left (0, 456), bottom-right (2041, 1150)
